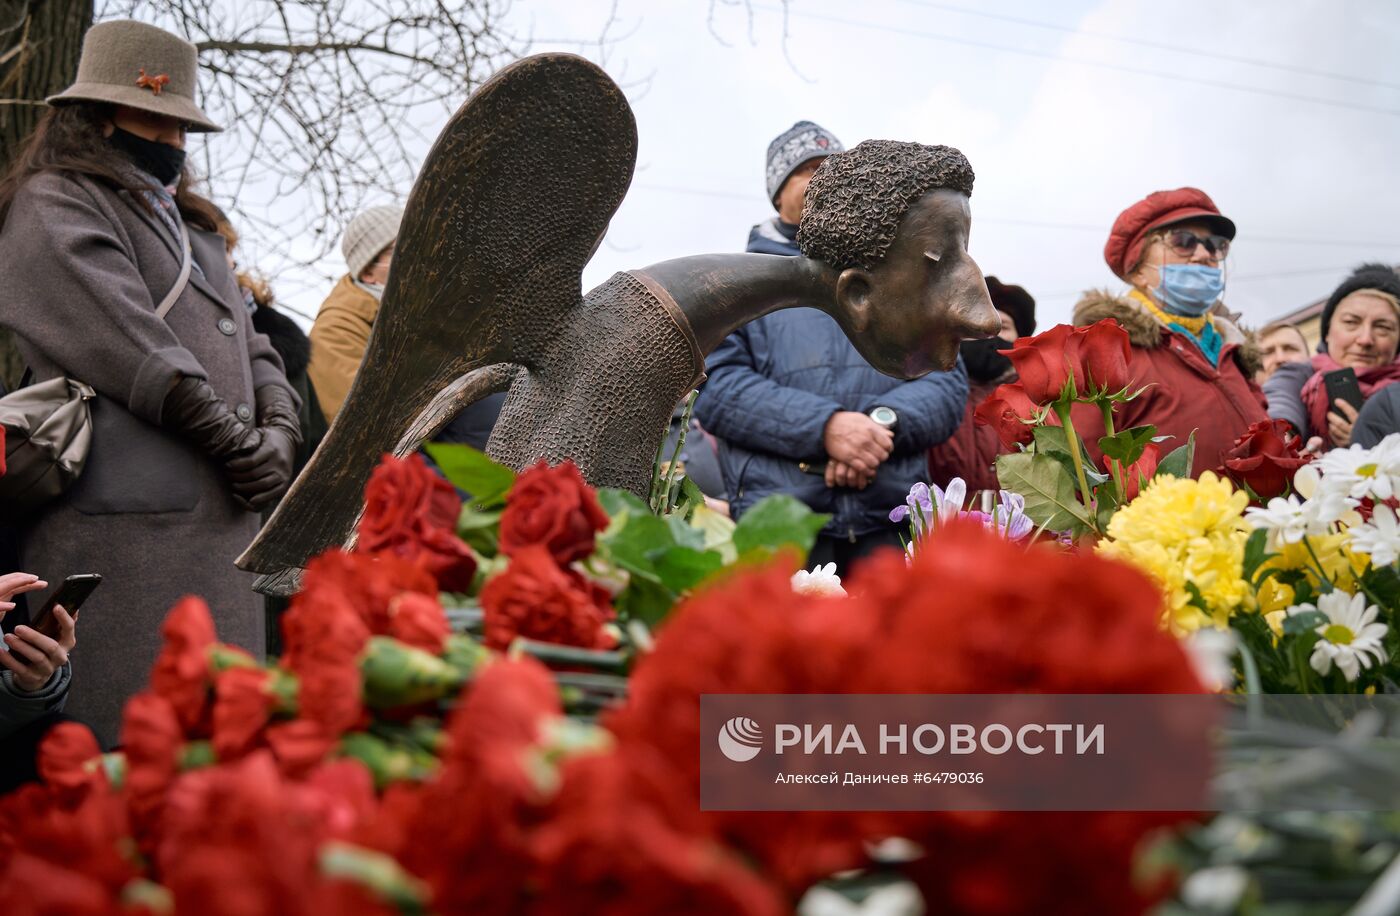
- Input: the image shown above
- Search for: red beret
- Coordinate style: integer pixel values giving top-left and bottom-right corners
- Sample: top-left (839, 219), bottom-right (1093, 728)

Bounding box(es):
top-left (1104, 187), bottom-right (1236, 280)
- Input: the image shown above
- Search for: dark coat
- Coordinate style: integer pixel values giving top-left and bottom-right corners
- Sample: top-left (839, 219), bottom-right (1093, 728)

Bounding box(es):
top-left (252, 304), bottom-right (327, 472)
top-left (927, 375), bottom-right (1010, 493)
top-left (694, 219), bottom-right (968, 539)
top-left (0, 170), bottom-right (295, 747)
top-left (1069, 289), bottom-right (1267, 477)
top-left (1353, 384), bottom-right (1400, 449)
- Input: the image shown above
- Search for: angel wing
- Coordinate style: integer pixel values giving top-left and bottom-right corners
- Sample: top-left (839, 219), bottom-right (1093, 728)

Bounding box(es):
top-left (237, 53), bottom-right (638, 585)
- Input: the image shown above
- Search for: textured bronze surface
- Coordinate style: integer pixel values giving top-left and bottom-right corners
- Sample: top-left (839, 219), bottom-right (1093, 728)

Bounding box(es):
top-left (238, 55), bottom-right (1001, 593)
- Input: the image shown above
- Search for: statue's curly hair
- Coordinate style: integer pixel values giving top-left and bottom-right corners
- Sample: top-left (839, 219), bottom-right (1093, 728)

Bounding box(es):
top-left (797, 140), bottom-right (974, 271)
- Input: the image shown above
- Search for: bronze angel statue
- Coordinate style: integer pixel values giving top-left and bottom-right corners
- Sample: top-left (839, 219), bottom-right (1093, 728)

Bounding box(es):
top-left (238, 53), bottom-right (999, 591)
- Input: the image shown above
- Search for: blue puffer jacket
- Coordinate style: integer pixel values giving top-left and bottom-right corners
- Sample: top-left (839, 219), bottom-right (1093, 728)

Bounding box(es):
top-left (694, 218), bottom-right (969, 539)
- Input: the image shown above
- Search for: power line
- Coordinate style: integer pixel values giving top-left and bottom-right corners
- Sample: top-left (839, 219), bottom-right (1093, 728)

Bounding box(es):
top-left (749, 4), bottom-right (1400, 119)
top-left (633, 183), bottom-right (1400, 249)
top-left (889, 0), bottom-right (1400, 92)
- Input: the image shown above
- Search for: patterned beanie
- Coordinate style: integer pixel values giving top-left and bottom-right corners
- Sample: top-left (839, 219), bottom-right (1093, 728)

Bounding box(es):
top-left (765, 120), bottom-right (843, 208)
top-left (343, 205), bottom-right (403, 279)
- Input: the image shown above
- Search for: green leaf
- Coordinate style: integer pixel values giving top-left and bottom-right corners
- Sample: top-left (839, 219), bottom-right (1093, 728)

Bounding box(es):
top-left (1097, 425), bottom-right (1157, 465)
top-left (598, 487), bottom-right (650, 519)
top-left (1242, 528), bottom-right (1273, 584)
top-left (616, 574), bottom-right (679, 627)
top-left (732, 494), bottom-right (829, 559)
top-left (1282, 610), bottom-right (1326, 636)
top-left (1154, 431), bottom-right (1196, 480)
top-left (994, 451), bottom-right (1094, 532)
top-left (421, 442), bottom-right (516, 508)
top-left (601, 512), bottom-right (673, 577)
top-left (652, 546), bottom-right (726, 592)
top-left (455, 504), bottom-right (502, 555)
top-left (1032, 424), bottom-right (1072, 456)
top-left (664, 514), bottom-right (707, 551)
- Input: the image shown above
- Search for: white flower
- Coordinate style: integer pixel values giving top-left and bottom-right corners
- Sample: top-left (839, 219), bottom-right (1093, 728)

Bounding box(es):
top-left (1315, 443), bottom-right (1399, 503)
top-left (791, 562), bottom-right (846, 597)
top-left (1288, 591), bottom-right (1388, 682)
top-left (1348, 503), bottom-right (1400, 568)
top-left (1183, 627), bottom-right (1237, 692)
top-left (1180, 865), bottom-right (1251, 913)
top-left (1244, 491), bottom-right (1348, 548)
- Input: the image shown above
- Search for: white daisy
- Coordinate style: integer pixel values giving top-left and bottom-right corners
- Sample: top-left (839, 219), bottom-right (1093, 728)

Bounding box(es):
top-left (1288, 591), bottom-right (1389, 683)
top-left (1348, 504), bottom-right (1400, 568)
top-left (1316, 443), bottom-right (1397, 503)
top-left (1244, 493), bottom-right (1337, 547)
top-left (791, 562), bottom-right (847, 597)
top-left (1183, 627), bottom-right (1238, 692)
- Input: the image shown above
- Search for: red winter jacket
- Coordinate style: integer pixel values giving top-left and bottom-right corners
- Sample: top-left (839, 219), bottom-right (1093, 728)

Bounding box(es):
top-left (1069, 290), bottom-right (1266, 478)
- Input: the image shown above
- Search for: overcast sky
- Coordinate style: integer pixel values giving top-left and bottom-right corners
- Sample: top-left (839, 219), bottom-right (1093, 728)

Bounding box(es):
top-left (213, 0), bottom-right (1400, 331)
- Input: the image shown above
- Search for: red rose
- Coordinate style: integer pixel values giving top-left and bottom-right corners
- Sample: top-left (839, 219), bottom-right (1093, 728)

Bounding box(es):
top-left (499, 460), bottom-right (610, 565)
top-left (212, 667), bottom-right (277, 760)
top-left (479, 545), bottom-right (617, 651)
top-left (37, 722), bottom-right (104, 798)
top-left (358, 454), bottom-right (477, 590)
top-left (1005, 324), bottom-right (1077, 405)
top-left (974, 382), bottom-right (1040, 448)
top-left (1076, 318), bottom-right (1133, 394)
top-left (1214, 419), bottom-right (1312, 502)
top-left (149, 596), bottom-right (218, 735)
top-left (1106, 441), bottom-right (1161, 501)
top-left (388, 591), bottom-right (451, 654)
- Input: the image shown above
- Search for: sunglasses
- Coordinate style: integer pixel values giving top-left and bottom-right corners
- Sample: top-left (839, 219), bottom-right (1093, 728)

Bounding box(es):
top-left (1163, 228), bottom-right (1230, 260)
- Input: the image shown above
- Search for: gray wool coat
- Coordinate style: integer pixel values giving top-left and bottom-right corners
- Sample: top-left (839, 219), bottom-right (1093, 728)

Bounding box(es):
top-left (0, 169), bottom-right (296, 748)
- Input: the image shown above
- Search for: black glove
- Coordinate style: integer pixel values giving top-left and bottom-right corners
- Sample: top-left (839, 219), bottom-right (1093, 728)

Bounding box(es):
top-left (162, 376), bottom-right (263, 461)
top-left (224, 385), bottom-right (302, 511)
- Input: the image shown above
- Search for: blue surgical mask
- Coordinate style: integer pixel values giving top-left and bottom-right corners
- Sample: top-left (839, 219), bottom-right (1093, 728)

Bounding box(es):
top-left (1153, 264), bottom-right (1225, 317)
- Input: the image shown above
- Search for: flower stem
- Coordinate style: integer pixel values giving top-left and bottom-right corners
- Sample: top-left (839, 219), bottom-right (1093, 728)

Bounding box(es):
top-left (1054, 401), bottom-right (1096, 521)
top-left (1098, 400), bottom-right (1127, 500)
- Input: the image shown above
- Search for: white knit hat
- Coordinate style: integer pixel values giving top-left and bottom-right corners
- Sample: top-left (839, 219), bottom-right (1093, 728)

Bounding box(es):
top-left (342, 205), bottom-right (403, 279)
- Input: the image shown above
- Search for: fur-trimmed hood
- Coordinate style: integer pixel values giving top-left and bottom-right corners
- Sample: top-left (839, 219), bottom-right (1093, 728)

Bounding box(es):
top-left (1072, 288), bottom-right (1262, 378)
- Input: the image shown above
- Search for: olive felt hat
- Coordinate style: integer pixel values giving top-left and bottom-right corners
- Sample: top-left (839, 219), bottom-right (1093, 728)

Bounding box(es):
top-left (47, 20), bottom-right (221, 132)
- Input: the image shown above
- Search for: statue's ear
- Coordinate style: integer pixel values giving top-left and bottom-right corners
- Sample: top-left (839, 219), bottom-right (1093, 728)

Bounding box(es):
top-left (835, 267), bottom-right (874, 334)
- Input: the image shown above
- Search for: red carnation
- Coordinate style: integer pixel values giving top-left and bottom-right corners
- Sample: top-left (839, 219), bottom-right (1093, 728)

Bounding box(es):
top-left (121, 692), bottom-right (185, 853)
top-left (1214, 419), bottom-right (1311, 502)
top-left (479, 544), bottom-right (616, 651)
top-left (358, 453), bottom-right (477, 590)
top-left (37, 722), bottom-right (104, 799)
top-left (974, 382), bottom-right (1040, 448)
top-left (388, 591), bottom-right (451, 654)
top-left (499, 460), bottom-right (610, 565)
top-left (149, 596), bottom-right (217, 735)
top-left (212, 667), bottom-right (277, 760)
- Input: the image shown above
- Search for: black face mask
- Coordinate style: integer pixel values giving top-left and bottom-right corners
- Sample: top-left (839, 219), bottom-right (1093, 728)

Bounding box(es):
top-left (108, 127), bottom-right (186, 186)
top-left (960, 337), bottom-right (1015, 383)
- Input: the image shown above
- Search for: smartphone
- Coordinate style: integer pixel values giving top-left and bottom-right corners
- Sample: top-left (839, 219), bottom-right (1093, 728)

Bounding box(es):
top-left (1323, 368), bottom-right (1365, 418)
top-left (30, 573), bottom-right (101, 639)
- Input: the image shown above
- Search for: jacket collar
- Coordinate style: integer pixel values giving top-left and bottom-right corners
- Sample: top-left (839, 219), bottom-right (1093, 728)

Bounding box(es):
top-left (1072, 287), bottom-right (1264, 378)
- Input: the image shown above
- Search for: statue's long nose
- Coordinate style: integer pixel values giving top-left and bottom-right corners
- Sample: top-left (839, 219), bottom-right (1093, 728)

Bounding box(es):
top-left (960, 277), bottom-right (1001, 339)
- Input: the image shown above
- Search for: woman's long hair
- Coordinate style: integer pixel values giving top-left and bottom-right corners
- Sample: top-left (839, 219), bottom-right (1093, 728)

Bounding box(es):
top-left (0, 101), bottom-right (220, 232)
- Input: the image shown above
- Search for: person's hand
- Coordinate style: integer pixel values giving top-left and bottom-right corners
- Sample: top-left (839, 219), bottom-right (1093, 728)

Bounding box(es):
top-left (822, 411), bottom-right (893, 474)
top-left (825, 458), bottom-right (875, 490)
top-left (1, 604), bottom-right (75, 693)
top-left (0, 572), bottom-right (47, 609)
top-left (1328, 399), bottom-right (1359, 449)
top-left (225, 426), bottom-right (296, 511)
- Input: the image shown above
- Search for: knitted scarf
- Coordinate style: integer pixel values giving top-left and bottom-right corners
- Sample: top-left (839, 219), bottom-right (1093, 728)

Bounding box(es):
top-left (1129, 289), bottom-right (1222, 366)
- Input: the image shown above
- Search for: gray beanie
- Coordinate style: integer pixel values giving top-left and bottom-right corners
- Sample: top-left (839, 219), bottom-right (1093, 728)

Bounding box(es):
top-left (343, 205), bottom-right (403, 279)
top-left (765, 120), bottom-right (843, 207)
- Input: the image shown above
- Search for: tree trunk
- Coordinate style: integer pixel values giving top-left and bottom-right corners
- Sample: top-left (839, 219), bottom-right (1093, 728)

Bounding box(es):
top-left (0, 0), bottom-right (93, 390)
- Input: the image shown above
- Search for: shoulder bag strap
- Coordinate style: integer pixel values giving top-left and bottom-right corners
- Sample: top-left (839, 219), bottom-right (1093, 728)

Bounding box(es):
top-left (155, 219), bottom-right (193, 320)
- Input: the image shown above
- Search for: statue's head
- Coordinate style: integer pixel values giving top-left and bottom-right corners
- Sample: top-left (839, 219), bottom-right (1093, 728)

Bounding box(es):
top-left (798, 140), bottom-right (1000, 377)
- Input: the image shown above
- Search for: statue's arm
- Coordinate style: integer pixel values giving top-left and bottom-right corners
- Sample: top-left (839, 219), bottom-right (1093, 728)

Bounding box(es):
top-left (865, 358), bottom-right (970, 455)
top-left (693, 322), bottom-right (842, 462)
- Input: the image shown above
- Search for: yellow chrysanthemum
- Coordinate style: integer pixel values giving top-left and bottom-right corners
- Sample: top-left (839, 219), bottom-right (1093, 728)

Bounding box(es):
top-left (1098, 472), bottom-right (1253, 634)
top-left (1258, 533), bottom-right (1368, 593)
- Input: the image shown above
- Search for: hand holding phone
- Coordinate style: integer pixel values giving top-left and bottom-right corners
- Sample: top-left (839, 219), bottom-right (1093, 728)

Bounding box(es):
top-left (31, 573), bottom-right (101, 640)
top-left (1323, 368), bottom-right (1365, 418)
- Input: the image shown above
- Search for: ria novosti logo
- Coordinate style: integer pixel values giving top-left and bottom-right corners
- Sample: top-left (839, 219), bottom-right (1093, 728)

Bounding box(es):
top-left (717, 717), bottom-right (763, 762)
